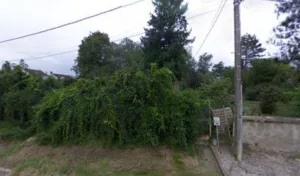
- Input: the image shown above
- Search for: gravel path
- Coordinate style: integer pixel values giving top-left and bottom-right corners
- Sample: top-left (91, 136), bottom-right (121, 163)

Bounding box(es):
top-left (0, 168), bottom-right (10, 176)
top-left (212, 145), bottom-right (300, 176)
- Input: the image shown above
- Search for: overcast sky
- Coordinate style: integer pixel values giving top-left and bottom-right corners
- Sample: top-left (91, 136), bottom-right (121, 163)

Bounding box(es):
top-left (0, 0), bottom-right (279, 75)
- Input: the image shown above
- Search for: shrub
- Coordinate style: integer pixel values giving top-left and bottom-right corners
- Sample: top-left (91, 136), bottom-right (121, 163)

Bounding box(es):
top-left (197, 78), bottom-right (233, 108)
top-left (291, 87), bottom-right (300, 116)
top-left (259, 85), bottom-right (282, 114)
top-left (245, 86), bottom-right (260, 101)
top-left (281, 90), bottom-right (294, 103)
top-left (34, 65), bottom-right (208, 149)
top-left (245, 84), bottom-right (269, 101)
top-left (0, 66), bottom-right (62, 124)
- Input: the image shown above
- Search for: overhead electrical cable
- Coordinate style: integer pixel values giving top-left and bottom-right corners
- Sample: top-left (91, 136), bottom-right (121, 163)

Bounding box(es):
top-left (194, 0), bottom-right (229, 57)
top-left (0, 0), bottom-right (146, 44)
top-left (4, 4), bottom-right (232, 63)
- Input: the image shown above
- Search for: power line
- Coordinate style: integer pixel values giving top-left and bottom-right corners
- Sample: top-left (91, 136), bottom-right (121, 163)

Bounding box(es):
top-left (211, 0), bottom-right (225, 25)
top-left (7, 50), bottom-right (77, 62)
top-left (187, 3), bottom-right (231, 20)
top-left (194, 0), bottom-right (229, 58)
top-left (112, 32), bottom-right (144, 42)
top-left (0, 0), bottom-right (146, 44)
top-left (4, 9), bottom-right (220, 62)
top-left (3, 32), bottom-right (146, 63)
top-left (4, 5), bottom-right (232, 63)
top-left (187, 9), bottom-right (219, 20)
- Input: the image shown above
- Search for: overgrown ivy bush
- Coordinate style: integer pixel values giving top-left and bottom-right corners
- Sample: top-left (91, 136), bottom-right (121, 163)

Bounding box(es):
top-left (197, 78), bottom-right (233, 108)
top-left (0, 66), bottom-right (62, 124)
top-left (34, 64), bottom-right (208, 149)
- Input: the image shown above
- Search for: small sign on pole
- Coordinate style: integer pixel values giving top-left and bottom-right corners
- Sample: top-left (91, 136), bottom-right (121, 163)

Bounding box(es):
top-left (213, 117), bottom-right (220, 126)
top-left (213, 117), bottom-right (220, 147)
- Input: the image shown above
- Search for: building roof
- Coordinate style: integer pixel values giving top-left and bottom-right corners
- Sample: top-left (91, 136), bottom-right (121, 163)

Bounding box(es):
top-left (51, 72), bottom-right (72, 79)
top-left (24, 68), bottom-right (47, 77)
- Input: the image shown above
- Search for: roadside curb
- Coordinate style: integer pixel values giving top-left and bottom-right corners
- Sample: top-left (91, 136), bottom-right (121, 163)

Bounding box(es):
top-left (210, 146), bottom-right (226, 176)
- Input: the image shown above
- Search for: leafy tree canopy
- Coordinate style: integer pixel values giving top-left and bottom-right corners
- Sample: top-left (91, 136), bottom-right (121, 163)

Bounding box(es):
top-left (111, 38), bottom-right (144, 72)
top-left (246, 59), bottom-right (293, 87)
top-left (73, 32), bottom-right (144, 78)
top-left (73, 31), bottom-right (113, 78)
top-left (274, 0), bottom-right (300, 61)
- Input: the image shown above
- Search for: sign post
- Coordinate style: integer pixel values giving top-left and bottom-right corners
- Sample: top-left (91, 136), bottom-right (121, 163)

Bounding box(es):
top-left (213, 117), bottom-right (220, 147)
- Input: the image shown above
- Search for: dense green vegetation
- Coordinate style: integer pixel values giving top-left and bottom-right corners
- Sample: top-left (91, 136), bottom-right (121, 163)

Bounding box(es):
top-left (273, 0), bottom-right (300, 62)
top-left (35, 65), bottom-right (209, 147)
top-left (0, 0), bottom-right (299, 150)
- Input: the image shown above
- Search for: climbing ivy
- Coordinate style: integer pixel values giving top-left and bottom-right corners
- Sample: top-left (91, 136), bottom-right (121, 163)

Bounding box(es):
top-left (34, 64), bottom-right (208, 148)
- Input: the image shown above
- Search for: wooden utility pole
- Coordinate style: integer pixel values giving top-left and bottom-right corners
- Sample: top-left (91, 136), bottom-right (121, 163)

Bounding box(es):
top-left (234, 0), bottom-right (243, 161)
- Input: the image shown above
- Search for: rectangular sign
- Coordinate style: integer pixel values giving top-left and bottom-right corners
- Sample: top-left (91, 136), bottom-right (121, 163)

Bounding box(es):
top-left (213, 117), bottom-right (220, 126)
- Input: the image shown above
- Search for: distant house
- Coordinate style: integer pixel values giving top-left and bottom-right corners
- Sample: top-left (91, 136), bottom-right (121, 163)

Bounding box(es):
top-left (23, 68), bottom-right (48, 78)
top-left (50, 72), bottom-right (72, 80)
top-left (21, 68), bottom-right (72, 80)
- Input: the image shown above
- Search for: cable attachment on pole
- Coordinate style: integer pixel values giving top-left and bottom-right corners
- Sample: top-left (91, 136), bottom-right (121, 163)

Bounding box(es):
top-left (234, 0), bottom-right (243, 6)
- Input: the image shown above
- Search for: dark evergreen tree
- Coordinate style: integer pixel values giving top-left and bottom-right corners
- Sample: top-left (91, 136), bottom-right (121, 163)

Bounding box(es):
top-left (241, 33), bottom-right (266, 69)
top-left (141, 0), bottom-right (194, 80)
top-left (212, 61), bottom-right (225, 78)
top-left (186, 58), bottom-right (202, 88)
top-left (1, 61), bottom-right (11, 73)
top-left (197, 53), bottom-right (213, 74)
top-left (19, 59), bottom-right (28, 69)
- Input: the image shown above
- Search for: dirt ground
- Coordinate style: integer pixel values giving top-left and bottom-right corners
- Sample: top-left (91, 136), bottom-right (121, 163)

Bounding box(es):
top-left (212, 144), bottom-right (300, 176)
top-left (0, 140), bottom-right (221, 176)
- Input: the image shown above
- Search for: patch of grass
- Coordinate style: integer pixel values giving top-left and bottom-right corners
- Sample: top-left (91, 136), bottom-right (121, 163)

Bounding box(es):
top-left (186, 144), bottom-right (198, 156)
top-left (10, 153), bottom-right (162, 176)
top-left (291, 152), bottom-right (300, 160)
top-left (243, 100), bottom-right (300, 117)
top-left (75, 165), bottom-right (101, 176)
top-left (275, 102), bottom-right (299, 117)
top-left (243, 101), bottom-right (260, 115)
top-left (114, 171), bottom-right (161, 176)
top-left (0, 121), bottom-right (33, 140)
top-left (76, 164), bottom-right (160, 176)
top-left (59, 165), bottom-right (72, 175)
top-left (173, 153), bottom-right (184, 171)
top-left (14, 157), bottom-right (43, 176)
top-left (13, 157), bottom-right (72, 176)
top-left (75, 158), bottom-right (113, 176)
top-left (76, 157), bottom-right (161, 176)
top-left (0, 142), bottom-right (21, 158)
top-left (99, 157), bottom-right (111, 171)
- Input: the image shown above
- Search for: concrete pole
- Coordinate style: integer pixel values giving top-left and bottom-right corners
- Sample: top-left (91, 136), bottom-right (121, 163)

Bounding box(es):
top-left (234, 0), bottom-right (243, 161)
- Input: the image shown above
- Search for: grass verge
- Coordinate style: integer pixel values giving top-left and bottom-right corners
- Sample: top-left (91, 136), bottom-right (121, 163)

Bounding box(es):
top-left (0, 142), bottom-right (21, 158)
top-left (243, 100), bottom-right (300, 117)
